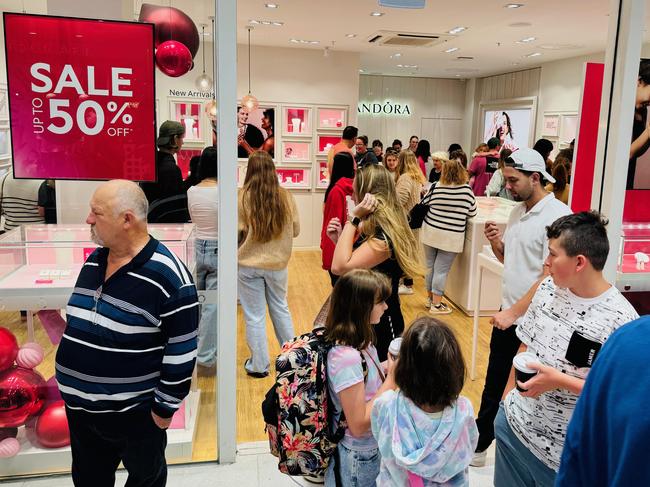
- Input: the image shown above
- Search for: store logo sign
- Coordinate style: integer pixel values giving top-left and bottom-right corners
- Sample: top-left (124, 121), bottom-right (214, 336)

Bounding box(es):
top-left (358, 101), bottom-right (411, 116)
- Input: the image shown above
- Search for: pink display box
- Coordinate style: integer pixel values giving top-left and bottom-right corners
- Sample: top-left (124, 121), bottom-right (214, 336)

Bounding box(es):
top-left (284, 107), bottom-right (311, 135)
top-left (317, 108), bottom-right (346, 129)
top-left (318, 135), bottom-right (339, 154)
top-left (276, 168), bottom-right (308, 187)
top-left (282, 141), bottom-right (310, 162)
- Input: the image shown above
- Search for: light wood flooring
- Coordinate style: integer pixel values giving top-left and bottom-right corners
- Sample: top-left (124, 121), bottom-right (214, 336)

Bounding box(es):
top-left (0, 250), bottom-right (496, 465)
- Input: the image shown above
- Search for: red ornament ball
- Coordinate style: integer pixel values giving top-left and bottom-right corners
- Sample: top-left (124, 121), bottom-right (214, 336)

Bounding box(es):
top-left (138, 3), bottom-right (200, 58)
top-left (35, 401), bottom-right (70, 448)
top-left (155, 40), bottom-right (192, 78)
top-left (0, 366), bottom-right (46, 428)
top-left (0, 327), bottom-right (18, 372)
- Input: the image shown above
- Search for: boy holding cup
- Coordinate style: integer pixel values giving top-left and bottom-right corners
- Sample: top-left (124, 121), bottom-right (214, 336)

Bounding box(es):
top-left (491, 211), bottom-right (638, 487)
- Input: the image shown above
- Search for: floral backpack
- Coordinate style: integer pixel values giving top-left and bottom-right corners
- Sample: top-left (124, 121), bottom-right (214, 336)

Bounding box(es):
top-left (262, 327), bottom-right (363, 480)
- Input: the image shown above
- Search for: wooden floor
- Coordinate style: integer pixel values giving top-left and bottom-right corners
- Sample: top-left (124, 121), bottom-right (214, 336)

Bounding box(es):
top-left (0, 250), bottom-right (496, 465)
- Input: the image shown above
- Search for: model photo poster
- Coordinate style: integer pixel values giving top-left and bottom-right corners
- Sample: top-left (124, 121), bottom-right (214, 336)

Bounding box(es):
top-left (237, 105), bottom-right (275, 159)
top-left (3, 13), bottom-right (156, 180)
top-left (628, 58), bottom-right (650, 190)
top-left (483, 109), bottom-right (533, 151)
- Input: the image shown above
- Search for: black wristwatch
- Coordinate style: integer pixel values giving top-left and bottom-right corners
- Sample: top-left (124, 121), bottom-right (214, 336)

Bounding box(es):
top-left (349, 216), bottom-right (361, 227)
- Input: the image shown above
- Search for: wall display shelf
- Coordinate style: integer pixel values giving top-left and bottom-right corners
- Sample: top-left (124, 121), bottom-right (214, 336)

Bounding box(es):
top-left (170, 99), bottom-right (205, 145)
top-left (276, 166), bottom-right (311, 189)
top-left (560, 114), bottom-right (578, 145)
top-left (282, 106), bottom-right (312, 137)
top-left (616, 222), bottom-right (650, 292)
top-left (281, 140), bottom-right (311, 163)
top-left (541, 115), bottom-right (560, 137)
top-left (315, 159), bottom-right (329, 189)
top-left (317, 135), bottom-right (340, 155)
top-left (317, 107), bottom-right (347, 130)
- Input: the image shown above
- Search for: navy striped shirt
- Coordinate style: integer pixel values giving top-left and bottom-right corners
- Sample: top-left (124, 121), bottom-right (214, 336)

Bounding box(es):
top-left (55, 237), bottom-right (199, 418)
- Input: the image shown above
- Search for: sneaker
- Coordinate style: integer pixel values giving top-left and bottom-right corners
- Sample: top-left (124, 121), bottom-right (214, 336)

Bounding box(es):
top-left (244, 359), bottom-right (269, 379)
top-left (470, 449), bottom-right (487, 467)
top-left (430, 302), bottom-right (452, 314)
top-left (304, 474), bottom-right (325, 484)
top-left (398, 284), bottom-right (414, 295)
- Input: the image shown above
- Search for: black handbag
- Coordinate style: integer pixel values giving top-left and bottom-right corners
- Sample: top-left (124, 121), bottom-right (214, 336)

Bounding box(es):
top-left (408, 183), bottom-right (435, 230)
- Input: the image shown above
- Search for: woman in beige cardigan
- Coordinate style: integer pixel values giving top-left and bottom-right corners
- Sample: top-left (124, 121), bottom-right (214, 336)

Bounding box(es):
top-left (395, 150), bottom-right (426, 295)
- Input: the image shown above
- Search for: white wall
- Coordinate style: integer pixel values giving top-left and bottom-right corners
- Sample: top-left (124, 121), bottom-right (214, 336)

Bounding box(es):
top-left (358, 75), bottom-right (466, 152)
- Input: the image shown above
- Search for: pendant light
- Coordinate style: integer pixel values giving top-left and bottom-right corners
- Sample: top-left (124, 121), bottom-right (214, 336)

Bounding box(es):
top-left (195, 24), bottom-right (213, 91)
top-left (241, 27), bottom-right (259, 113)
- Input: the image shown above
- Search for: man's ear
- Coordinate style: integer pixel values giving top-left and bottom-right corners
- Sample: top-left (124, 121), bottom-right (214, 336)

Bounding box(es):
top-left (575, 254), bottom-right (589, 273)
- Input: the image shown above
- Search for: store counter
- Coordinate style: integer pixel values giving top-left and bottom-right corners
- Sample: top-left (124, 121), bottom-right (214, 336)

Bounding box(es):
top-left (445, 197), bottom-right (517, 316)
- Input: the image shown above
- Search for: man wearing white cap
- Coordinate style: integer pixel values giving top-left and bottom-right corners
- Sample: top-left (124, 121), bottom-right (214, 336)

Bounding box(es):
top-left (472, 147), bottom-right (571, 466)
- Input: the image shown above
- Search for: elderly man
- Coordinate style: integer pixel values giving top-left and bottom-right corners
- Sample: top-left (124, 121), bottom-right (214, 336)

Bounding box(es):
top-left (55, 180), bottom-right (198, 487)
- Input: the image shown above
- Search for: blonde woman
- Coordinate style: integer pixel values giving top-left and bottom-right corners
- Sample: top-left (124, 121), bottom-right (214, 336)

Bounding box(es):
top-left (396, 150), bottom-right (426, 295)
top-left (384, 148), bottom-right (399, 181)
top-left (428, 151), bottom-right (449, 183)
top-left (238, 151), bottom-right (300, 377)
top-left (326, 164), bottom-right (423, 360)
top-left (421, 159), bottom-right (477, 314)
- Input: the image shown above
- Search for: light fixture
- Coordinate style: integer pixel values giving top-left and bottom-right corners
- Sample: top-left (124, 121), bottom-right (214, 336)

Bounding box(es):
top-left (346, 33), bottom-right (357, 38)
top-left (359, 69), bottom-right (365, 73)
top-left (289, 38), bottom-right (319, 44)
top-left (505, 3), bottom-right (524, 8)
top-left (397, 64), bottom-right (418, 68)
top-left (242, 27), bottom-right (259, 113)
top-left (447, 26), bottom-right (467, 35)
top-left (390, 53), bottom-right (402, 58)
top-left (370, 11), bottom-right (385, 16)
top-left (195, 24), bottom-right (213, 92)
top-left (444, 47), bottom-right (459, 53)
top-left (265, 2), bottom-right (279, 8)
top-left (525, 52), bottom-right (542, 57)
top-left (516, 36), bottom-right (536, 43)
top-left (249, 19), bottom-right (284, 26)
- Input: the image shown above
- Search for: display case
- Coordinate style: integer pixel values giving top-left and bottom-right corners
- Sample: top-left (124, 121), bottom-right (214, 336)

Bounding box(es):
top-left (170, 99), bottom-right (204, 145)
top-left (315, 159), bottom-right (329, 189)
top-left (281, 140), bottom-right (311, 163)
top-left (0, 223), bottom-right (200, 477)
top-left (276, 167), bottom-right (310, 189)
top-left (282, 106), bottom-right (311, 136)
top-left (446, 197), bottom-right (518, 315)
top-left (617, 223), bottom-right (650, 292)
top-left (317, 135), bottom-right (340, 155)
top-left (317, 107), bottom-right (346, 130)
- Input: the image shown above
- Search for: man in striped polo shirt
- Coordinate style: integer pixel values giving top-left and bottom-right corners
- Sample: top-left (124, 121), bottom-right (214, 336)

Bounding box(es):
top-left (55, 180), bottom-right (198, 487)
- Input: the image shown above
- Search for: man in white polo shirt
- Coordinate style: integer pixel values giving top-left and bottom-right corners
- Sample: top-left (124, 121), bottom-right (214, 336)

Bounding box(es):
top-left (472, 147), bottom-right (571, 466)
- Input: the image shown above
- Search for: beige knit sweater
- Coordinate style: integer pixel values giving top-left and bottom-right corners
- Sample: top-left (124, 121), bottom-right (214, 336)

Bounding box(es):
top-left (237, 190), bottom-right (300, 270)
top-left (396, 174), bottom-right (423, 213)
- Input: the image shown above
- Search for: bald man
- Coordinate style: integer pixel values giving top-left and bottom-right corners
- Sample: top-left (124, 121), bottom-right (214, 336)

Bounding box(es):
top-left (55, 180), bottom-right (199, 487)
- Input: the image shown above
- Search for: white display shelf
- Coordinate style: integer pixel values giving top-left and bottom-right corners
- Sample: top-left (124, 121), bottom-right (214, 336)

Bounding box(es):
top-left (0, 390), bottom-right (201, 478)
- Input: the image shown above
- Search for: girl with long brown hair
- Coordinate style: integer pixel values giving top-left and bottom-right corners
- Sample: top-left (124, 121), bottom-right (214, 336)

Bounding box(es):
top-left (238, 151), bottom-right (300, 377)
top-left (326, 164), bottom-right (422, 360)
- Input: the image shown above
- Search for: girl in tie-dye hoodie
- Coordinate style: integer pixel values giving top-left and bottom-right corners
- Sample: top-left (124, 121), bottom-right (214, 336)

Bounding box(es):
top-left (371, 317), bottom-right (478, 486)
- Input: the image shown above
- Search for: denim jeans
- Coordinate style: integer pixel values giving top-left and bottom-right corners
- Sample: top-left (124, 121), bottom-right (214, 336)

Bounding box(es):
top-left (238, 266), bottom-right (295, 374)
top-left (195, 239), bottom-right (218, 367)
top-left (494, 403), bottom-right (557, 487)
top-left (325, 443), bottom-right (380, 487)
top-left (422, 244), bottom-right (457, 296)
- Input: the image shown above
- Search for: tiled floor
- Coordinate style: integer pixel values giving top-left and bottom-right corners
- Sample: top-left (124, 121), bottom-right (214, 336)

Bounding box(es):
top-left (1, 442), bottom-right (496, 486)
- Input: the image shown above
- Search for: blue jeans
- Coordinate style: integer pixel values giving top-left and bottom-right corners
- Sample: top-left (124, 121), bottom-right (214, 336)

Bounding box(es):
top-left (195, 239), bottom-right (218, 367)
top-left (423, 244), bottom-right (457, 296)
top-left (494, 403), bottom-right (557, 487)
top-left (238, 266), bottom-right (295, 374)
top-left (325, 443), bottom-right (380, 487)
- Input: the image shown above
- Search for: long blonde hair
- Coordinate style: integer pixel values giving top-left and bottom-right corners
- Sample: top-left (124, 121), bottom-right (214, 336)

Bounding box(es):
top-left (241, 151), bottom-right (291, 243)
top-left (440, 158), bottom-right (468, 186)
top-left (397, 150), bottom-right (426, 185)
top-left (354, 165), bottom-right (423, 278)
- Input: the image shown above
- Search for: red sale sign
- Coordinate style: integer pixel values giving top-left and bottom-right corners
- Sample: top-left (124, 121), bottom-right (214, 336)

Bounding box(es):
top-left (3, 14), bottom-right (156, 181)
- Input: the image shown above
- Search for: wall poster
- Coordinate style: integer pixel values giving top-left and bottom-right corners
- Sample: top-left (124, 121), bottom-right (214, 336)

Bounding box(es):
top-left (628, 58), bottom-right (650, 190)
top-left (237, 104), bottom-right (275, 159)
top-left (483, 108), bottom-right (533, 151)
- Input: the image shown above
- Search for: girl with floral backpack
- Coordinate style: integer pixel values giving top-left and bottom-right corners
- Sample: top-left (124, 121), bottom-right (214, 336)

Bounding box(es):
top-left (324, 269), bottom-right (398, 487)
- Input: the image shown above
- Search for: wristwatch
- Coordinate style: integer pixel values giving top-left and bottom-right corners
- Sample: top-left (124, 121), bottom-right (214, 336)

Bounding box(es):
top-left (349, 216), bottom-right (361, 227)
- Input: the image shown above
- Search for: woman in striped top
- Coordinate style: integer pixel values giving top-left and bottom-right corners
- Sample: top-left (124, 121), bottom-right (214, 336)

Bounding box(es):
top-left (420, 158), bottom-right (477, 314)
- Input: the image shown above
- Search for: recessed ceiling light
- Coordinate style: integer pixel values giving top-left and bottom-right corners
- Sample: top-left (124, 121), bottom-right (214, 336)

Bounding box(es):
top-left (265, 3), bottom-right (279, 8)
top-left (359, 69), bottom-right (365, 73)
top-left (290, 38), bottom-right (319, 44)
top-left (346, 33), bottom-right (357, 38)
top-left (390, 53), bottom-right (402, 58)
top-left (444, 47), bottom-right (459, 53)
top-left (249, 19), bottom-right (284, 26)
top-left (509, 22), bottom-right (532, 28)
top-left (370, 11), bottom-right (385, 16)
top-left (397, 64), bottom-right (417, 68)
top-left (447, 26), bottom-right (467, 35)
top-left (505, 3), bottom-right (525, 8)
top-left (525, 52), bottom-right (542, 57)
top-left (516, 36), bottom-right (536, 43)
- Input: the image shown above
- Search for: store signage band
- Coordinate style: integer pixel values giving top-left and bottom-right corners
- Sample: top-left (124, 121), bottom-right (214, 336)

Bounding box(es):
top-left (4, 13), bottom-right (156, 181)
top-left (358, 100), bottom-right (411, 116)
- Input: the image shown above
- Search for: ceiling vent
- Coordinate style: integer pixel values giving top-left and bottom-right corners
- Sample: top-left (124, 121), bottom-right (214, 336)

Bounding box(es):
top-left (367, 31), bottom-right (452, 48)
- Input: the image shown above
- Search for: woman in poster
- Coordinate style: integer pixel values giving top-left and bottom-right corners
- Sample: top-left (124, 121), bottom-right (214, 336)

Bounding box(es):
top-left (628, 59), bottom-right (650, 189)
top-left (238, 107), bottom-right (275, 159)
top-left (496, 112), bottom-right (517, 150)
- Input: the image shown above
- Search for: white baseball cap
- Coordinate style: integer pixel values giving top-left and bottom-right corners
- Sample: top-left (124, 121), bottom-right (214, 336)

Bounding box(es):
top-left (508, 147), bottom-right (556, 183)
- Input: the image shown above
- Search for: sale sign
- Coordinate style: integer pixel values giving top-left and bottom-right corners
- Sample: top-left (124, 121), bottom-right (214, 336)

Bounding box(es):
top-left (3, 14), bottom-right (156, 181)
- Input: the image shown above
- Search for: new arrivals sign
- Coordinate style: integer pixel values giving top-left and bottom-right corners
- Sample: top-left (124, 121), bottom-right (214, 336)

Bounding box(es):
top-left (3, 13), bottom-right (156, 181)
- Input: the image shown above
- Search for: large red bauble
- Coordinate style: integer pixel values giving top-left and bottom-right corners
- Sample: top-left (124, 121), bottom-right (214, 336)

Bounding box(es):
top-left (0, 366), bottom-right (46, 428)
top-left (139, 3), bottom-right (200, 59)
top-left (35, 400), bottom-right (70, 448)
top-left (155, 41), bottom-right (192, 77)
top-left (0, 327), bottom-right (19, 372)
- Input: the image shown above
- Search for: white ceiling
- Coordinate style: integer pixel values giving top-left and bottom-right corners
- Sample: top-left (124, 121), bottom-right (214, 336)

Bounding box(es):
top-left (5, 0), bottom-right (650, 79)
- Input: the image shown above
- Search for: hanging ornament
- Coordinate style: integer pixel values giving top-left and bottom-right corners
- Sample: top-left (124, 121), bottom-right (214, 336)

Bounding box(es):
top-left (138, 3), bottom-right (199, 59)
top-left (155, 40), bottom-right (192, 77)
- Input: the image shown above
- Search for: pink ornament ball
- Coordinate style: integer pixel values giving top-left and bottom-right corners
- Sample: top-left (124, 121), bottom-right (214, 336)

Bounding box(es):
top-left (0, 327), bottom-right (19, 372)
top-left (0, 437), bottom-right (20, 458)
top-left (155, 40), bottom-right (192, 77)
top-left (16, 342), bottom-right (44, 369)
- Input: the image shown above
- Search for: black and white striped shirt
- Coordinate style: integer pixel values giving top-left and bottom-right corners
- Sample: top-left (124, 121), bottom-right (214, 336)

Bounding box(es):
top-left (0, 171), bottom-right (44, 231)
